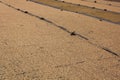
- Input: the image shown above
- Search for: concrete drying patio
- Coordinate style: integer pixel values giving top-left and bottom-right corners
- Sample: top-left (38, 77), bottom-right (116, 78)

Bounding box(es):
top-left (0, 0), bottom-right (120, 80)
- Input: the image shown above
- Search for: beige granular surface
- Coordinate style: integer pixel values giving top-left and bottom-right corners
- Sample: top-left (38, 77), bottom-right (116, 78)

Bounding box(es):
top-left (0, 0), bottom-right (120, 80)
top-left (3, 0), bottom-right (120, 55)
